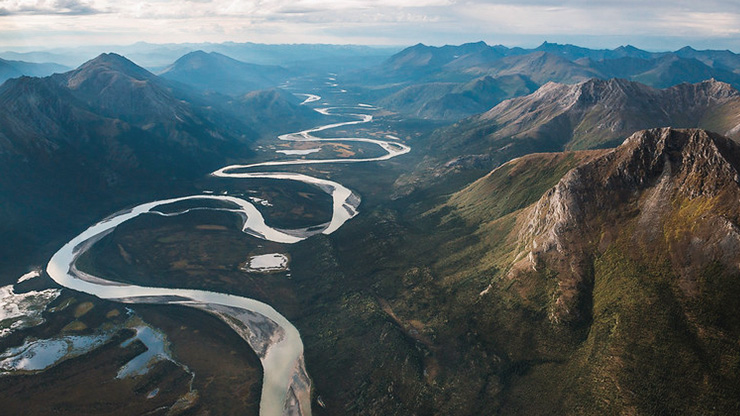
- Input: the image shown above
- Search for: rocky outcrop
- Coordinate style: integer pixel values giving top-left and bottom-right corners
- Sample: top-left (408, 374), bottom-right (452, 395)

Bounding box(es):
top-left (515, 128), bottom-right (740, 324)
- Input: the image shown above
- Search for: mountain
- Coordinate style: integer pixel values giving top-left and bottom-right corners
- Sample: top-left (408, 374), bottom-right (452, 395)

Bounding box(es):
top-left (674, 45), bottom-right (740, 73)
top-left (0, 53), bottom-right (251, 170)
top-left (158, 50), bottom-right (291, 95)
top-left (381, 41), bottom-right (496, 77)
top-left (296, 128), bottom-right (740, 415)
top-left (391, 78), bottom-right (740, 197)
top-left (422, 128), bottom-right (740, 414)
top-left (435, 78), bottom-right (740, 156)
top-left (0, 57), bottom-right (68, 84)
top-left (222, 88), bottom-right (326, 135)
top-left (378, 74), bottom-right (537, 120)
top-left (366, 42), bottom-right (596, 85)
top-left (1, 43), bottom-right (400, 72)
top-left (459, 51), bottom-right (602, 84)
top-left (360, 42), bottom-right (740, 101)
top-left (534, 41), bottom-right (660, 61)
top-left (0, 53), bottom-right (254, 276)
top-left (629, 55), bottom-right (740, 88)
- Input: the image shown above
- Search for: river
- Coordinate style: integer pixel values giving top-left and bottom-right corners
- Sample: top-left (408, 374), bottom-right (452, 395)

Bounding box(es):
top-left (45, 94), bottom-right (409, 416)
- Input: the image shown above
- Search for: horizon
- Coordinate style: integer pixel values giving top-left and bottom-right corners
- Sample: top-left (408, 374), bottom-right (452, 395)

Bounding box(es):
top-left (2, 1), bottom-right (740, 52)
top-left (2, 39), bottom-right (738, 54)
top-left (3, 39), bottom-right (738, 71)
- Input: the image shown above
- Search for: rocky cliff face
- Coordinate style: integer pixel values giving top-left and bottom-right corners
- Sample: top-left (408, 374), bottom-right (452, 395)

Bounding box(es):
top-left (516, 128), bottom-right (740, 324)
top-left (412, 128), bottom-right (740, 413)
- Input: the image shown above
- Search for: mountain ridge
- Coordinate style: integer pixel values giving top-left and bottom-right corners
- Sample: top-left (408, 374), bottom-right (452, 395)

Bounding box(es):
top-left (158, 50), bottom-right (291, 95)
top-left (392, 77), bottom-right (740, 198)
top-left (406, 127), bottom-right (740, 414)
top-left (0, 52), bottom-right (321, 275)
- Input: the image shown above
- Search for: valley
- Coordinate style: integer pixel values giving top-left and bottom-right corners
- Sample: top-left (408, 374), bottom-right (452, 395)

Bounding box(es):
top-left (2, 40), bottom-right (740, 416)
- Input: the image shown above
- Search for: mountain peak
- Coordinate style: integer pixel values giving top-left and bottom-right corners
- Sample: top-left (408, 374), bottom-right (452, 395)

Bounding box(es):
top-left (678, 45), bottom-right (698, 53)
top-left (409, 42), bottom-right (429, 50)
top-left (81, 52), bottom-right (147, 73)
top-left (177, 50), bottom-right (234, 62)
top-left (185, 49), bottom-right (210, 57)
top-left (166, 50), bottom-right (242, 71)
top-left (696, 77), bottom-right (737, 94)
top-left (52, 51), bottom-right (189, 124)
top-left (520, 128), bottom-right (740, 323)
top-left (458, 40), bottom-right (489, 51)
top-left (176, 49), bottom-right (211, 61)
top-left (621, 128), bottom-right (740, 195)
top-left (65, 52), bottom-right (154, 89)
top-left (158, 50), bottom-right (288, 95)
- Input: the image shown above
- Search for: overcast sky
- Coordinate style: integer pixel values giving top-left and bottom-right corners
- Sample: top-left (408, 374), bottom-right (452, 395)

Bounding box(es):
top-left (2, 0), bottom-right (740, 51)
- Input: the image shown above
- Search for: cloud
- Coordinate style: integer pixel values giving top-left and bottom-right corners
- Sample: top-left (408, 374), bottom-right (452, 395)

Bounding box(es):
top-left (2, 0), bottom-right (740, 50)
top-left (456, 1), bottom-right (740, 39)
top-left (0, 0), bottom-right (102, 15)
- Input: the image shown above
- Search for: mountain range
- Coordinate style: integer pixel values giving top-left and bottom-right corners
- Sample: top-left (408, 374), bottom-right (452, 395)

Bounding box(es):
top-left (3, 41), bottom-right (740, 415)
top-left (394, 78), bottom-right (740, 196)
top-left (357, 42), bottom-right (740, 121)
top-left (376, 41), bottom-right (740, 85)
top-left (0, 57), bottom-right (69, 84)
top-left (0, 42), bottom-right (400, 72)
top-left (0, 52), bottom-right (321, 277)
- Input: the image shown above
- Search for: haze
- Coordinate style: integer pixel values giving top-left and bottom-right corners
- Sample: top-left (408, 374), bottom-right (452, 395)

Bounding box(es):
top-left (2, 0), bottom-right (740, 51)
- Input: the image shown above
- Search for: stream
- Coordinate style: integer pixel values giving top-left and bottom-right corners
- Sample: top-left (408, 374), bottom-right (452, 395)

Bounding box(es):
top-left (45, 92), bottom-right (410, 416)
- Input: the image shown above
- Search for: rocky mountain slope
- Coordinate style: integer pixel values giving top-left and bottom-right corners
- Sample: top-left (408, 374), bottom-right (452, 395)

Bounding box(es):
top-left (308, 128), bottom-right (740, 415)
top-left (442, 128), bottom-right (740, 413)
top-left (392, 78), bottom-right (740, 197)
top-left (449, 78), bottom-right (740, 152)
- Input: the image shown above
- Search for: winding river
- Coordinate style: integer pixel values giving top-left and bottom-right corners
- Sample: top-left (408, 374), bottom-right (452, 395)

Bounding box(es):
top-left (45, 93), bottom-right (409, 416)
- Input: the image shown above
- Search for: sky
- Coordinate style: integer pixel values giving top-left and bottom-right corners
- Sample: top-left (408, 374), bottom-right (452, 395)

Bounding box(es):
top-left (2, 0), bottom-right (740, 51)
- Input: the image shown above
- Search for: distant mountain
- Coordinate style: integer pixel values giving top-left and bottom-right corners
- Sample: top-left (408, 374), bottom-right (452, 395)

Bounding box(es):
top-left (222, 88), bottom-right (326, 135)
top-left (628, 55), bottom-right (740, 88)
top-left (1, 43), bottom-right (400, 71)
top-left (0, 52), bottom-right (323, 275)
top-left (382, 41), bottom-right (497, 76)
top-left (461, 51), bottom-right (602, 84)
top-left (1, 65), bottom-right (243, 175)
top-left (0, 57), bottom-right (68, 83)
top-left (393, 78), bottom-right (740, 196)
top-left (362, 42), bottom-right (740, 98)
top-left (534, 41), bottom-right (660, 61)
top-left (378, 74), bottom-right (537, 120)
top-left (435, 78), bottom-right (740, 154)
top-left (674, 45), bottom-right (740, 73)
top-left (158, 50), bottom-right (291, 95)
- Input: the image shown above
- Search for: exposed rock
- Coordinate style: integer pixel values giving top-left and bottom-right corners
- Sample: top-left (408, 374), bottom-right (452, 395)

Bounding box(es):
top-left (516, 128), bottom-right (740, 324)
